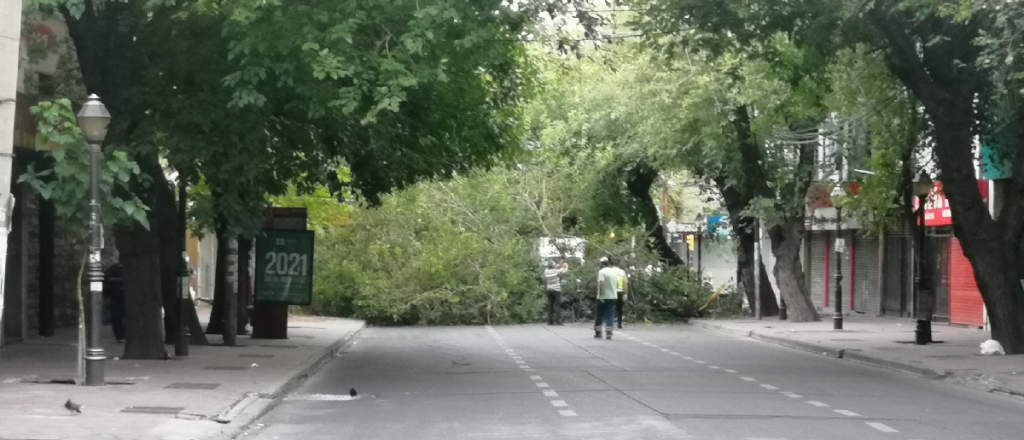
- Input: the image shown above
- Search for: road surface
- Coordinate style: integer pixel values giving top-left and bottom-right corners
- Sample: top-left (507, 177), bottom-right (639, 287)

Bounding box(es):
top-left (245, 324), bottom-right (1023, 440)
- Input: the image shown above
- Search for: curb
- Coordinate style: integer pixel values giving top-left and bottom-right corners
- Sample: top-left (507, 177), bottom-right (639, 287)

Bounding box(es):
top-left (748, 332), bottom-right (845, 359)
top-left (690, 319), bottom-right (935, 373)
top-left (688, 320), bottom-right (1024, 395)
top-left (210, 321), bottom-right (366, 440)
top-left (841, 350), bottom-right (944, 378)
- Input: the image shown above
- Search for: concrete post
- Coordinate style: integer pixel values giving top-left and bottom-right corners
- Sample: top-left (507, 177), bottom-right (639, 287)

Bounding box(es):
top-left (0, 0), bottom-right (24, 351)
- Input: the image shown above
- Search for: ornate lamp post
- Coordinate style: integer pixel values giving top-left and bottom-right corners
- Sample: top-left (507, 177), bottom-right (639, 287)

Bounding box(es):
top-left (77, 94), bottom-right (111, 386)
top-left (831, 184), bottom-right (847, 330)
top-left (913, 172), bottom-right (934, 345)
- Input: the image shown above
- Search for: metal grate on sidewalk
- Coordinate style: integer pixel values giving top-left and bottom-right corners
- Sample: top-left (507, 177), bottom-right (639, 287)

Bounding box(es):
top-left (165, 382), bottom-right (220, 390)
top-left (120, 406), bottom-right (185, 415)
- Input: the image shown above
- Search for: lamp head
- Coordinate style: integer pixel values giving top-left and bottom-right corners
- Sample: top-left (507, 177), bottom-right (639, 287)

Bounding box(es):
top-left (77, 94), bottom-right (111, 143)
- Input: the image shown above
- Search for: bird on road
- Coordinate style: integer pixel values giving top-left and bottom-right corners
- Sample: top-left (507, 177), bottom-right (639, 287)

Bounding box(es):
top-left (65, 399), bottom-right (83, 414)
top-left (349, 388), bottom-right (358, 398)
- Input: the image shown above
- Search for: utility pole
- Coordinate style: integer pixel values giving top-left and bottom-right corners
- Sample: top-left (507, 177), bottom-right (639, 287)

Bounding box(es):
top-left (0, 0), bottom-right (24, 349)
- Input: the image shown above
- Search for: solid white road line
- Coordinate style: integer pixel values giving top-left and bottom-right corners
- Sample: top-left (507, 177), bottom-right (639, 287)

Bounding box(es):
top-left (865, 422), bottom-right (899, 433)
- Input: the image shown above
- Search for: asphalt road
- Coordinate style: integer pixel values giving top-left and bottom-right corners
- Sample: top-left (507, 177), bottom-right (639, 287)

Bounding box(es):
top-left (245, 324), bottom-right (1024, 440)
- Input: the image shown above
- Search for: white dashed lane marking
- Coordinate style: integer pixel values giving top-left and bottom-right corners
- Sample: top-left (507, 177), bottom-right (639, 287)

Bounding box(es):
top-left (725, 369), bottom-right (737, 373)
top-left (865, 422), bottom-right (899, 433)
top-left (740, 377), bottom-right (757, 382)
top-left (559, 410), bottom-right (578, 417)
top-left (671, 352), bottom-right (680, 356)
top-left (709, 366), bottom-right (721, 369)
top-left (536, 382), bottom-right (550, 388)
top-left (551, 400), bottom-right (568, 407)
top-left (759, 384), bottom-right (778, 390)
top-left (807, 401), bottom-right (830, 407)
top-left (834, 409), bottom-right (861, 417)
top-left (780, 392), bottom-right (802, 398)
top-left (529, 375), bottom-right (542, 381)
top-left (694, 360), bottom-right (706, 364)
top-left (543, 390), bottom-right (559, 397)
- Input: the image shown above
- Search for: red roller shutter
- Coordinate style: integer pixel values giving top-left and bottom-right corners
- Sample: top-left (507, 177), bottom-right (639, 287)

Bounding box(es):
top-left (948, 238), bottom-right (985, 327)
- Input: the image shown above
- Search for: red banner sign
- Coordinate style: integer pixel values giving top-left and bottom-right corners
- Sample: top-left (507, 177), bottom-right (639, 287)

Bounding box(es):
top-left (914, 181), bottom-right (988, 226)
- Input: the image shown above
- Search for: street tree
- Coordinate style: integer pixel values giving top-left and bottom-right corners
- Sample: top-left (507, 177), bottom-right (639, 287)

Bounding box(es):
top-left (25, 0), bottom-right (589, 356)
top-left (626, 0), bottom-right (1024, 352)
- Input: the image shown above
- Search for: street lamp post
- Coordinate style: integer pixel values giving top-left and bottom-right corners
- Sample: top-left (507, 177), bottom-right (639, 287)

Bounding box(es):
top-left (831, 184), bottom-right (845, 330)
top-left (913, 172), bottom-right (934, 345)
top-left (77, 94), bottom-right (111, 386)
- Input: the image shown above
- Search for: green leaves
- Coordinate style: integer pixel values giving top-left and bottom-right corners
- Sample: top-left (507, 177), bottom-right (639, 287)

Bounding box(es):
top-left (21, 100), bottom-right (152, 244)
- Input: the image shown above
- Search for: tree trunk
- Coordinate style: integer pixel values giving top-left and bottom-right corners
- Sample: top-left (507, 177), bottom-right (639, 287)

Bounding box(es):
top-left (116, 223), bottom-right (166, 360)
top-left (237, 237), bottom-right (252, 335)
top-left (869, 9), bottom-right (1024, 352)
top-left (717, 176), bottom-right (780, 316)
top-left (155, 182), bottom-right (179, 344)
top-left (205, 236), bottom-right (228, 335)
top-left (768, 218), bottom-right (820, 322)
top-left (625, 161), bottom-right (684, 266)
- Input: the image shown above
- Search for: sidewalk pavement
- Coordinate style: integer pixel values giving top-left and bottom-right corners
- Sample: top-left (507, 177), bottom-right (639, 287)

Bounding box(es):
top-left (0, 307), bottom-right (364, 440)
top-left (692, 314), bottom-right (1024, 398)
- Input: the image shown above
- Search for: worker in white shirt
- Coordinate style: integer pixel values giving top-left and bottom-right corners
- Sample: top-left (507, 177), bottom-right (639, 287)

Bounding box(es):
top-left (595, 257), bottom-right (628, 339)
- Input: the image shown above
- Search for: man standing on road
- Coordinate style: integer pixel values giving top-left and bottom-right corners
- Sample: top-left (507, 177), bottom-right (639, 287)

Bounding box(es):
top-left (596, 257), bottom-right (627, 339)
top-left (543, 259), bottom-right (568, 325)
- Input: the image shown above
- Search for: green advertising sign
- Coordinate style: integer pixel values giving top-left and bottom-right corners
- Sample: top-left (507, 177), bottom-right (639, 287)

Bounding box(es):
top-left (255, 229), bottom-right (315, 305)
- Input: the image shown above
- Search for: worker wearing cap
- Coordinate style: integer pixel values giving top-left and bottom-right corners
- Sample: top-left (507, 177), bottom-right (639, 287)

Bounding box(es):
top-left (596, 256), bottom-right (627, 339)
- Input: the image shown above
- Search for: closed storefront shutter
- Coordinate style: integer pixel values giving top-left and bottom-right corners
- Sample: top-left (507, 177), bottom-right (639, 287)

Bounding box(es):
top-left (882, 221), bottom-right (912, 316)
top-left (853, 233), bottom-right (882, 315)
top-left (809, 231), bottom-right (828, 311)
top-left (949, 238), bottom-right (985, 327)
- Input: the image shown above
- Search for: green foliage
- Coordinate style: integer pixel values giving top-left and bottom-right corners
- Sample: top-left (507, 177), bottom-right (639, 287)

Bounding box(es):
top-left (19, 99), bottom-right (151, 239)
top-left (305, 173), bottom-right (547, 325)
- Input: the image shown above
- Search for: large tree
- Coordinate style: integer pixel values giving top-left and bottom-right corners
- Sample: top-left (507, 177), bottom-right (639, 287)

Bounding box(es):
top-left (30, 0), bottom-right (576, 356)
top-left (628, 0), bottom-right (1024, 352)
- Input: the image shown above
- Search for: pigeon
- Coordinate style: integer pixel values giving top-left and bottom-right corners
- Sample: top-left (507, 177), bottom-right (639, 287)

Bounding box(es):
top-left (349, 388), bottom-right (358, 398)
top-left (65, 399), bottom-right (83, 414)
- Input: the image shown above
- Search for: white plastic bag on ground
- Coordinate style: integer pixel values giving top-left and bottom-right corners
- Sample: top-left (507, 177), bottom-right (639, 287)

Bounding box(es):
top-left (980, 339), bottom-right (1005, 355)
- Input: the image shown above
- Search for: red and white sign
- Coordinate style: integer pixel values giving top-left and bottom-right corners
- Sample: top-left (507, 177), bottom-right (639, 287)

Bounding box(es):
top-left (913, 181), bottom-right (988, 227)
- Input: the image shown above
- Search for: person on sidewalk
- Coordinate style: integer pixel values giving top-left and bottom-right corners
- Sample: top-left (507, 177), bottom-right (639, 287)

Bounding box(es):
top-left (615, 269), bottom-right (629, 329)
top-left (595, 257), bottom-right (627, 339)
top-left (543, 259), bottom-right (568, 325)
top-left (103, 262), bottom-right (126, 343)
